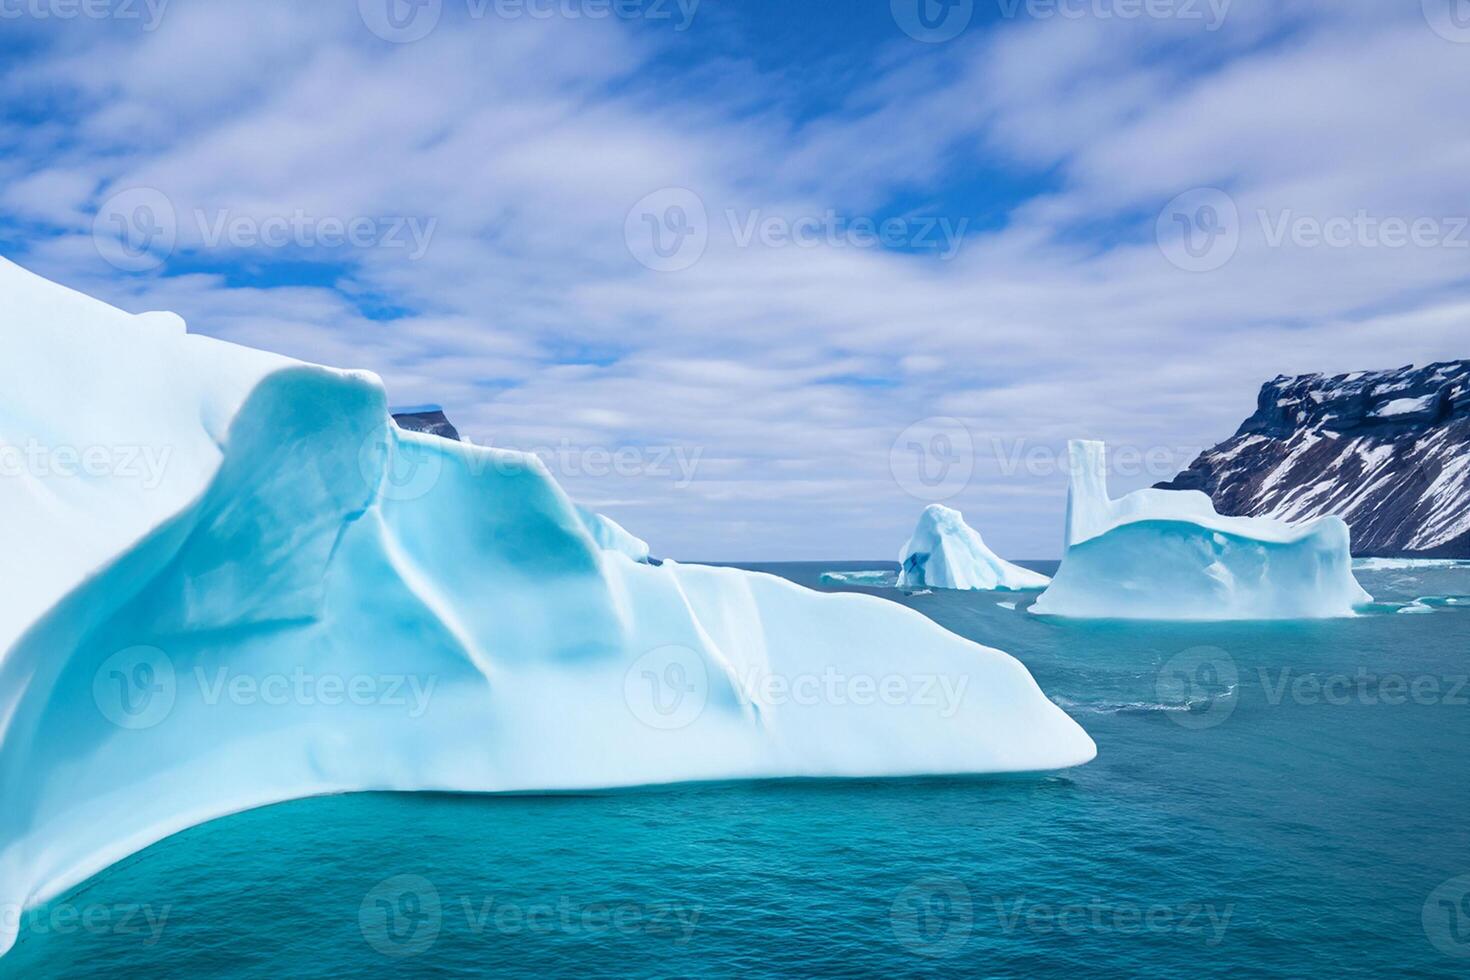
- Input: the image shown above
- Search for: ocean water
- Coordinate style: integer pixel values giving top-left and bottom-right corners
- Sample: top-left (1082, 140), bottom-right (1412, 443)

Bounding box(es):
top-left (5, 560), bottom-right (1470, 978)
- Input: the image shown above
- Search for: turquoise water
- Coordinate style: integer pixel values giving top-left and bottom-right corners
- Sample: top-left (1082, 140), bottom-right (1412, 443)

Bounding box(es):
top-left (6, 560), bottom-right (1470, 978)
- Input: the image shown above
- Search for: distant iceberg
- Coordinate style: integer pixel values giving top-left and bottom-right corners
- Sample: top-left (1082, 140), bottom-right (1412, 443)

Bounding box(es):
top-left (819, 570), bottom-right (898, 588)
top-left (0, 258), bottom-right (1094, 958)
top-left (898, 505), bottom-right (1051, 592)
top-left (1030, 441), bottom-right (1370, 620)
top-left (1352, 557), bottom-right (1470, 571)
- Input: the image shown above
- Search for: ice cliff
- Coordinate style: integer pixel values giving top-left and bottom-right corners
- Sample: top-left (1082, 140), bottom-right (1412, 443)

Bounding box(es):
top-left (1030, 441), bottom-right (1370, 620)
top-left (0, 258), bottom-right (1093, 957)
top-left (898, 505), bottom-right (1050, 591)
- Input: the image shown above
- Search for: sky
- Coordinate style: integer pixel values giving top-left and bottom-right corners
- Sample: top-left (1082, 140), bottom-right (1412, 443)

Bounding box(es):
top-left (2, 0), bottom-right (1468, 560)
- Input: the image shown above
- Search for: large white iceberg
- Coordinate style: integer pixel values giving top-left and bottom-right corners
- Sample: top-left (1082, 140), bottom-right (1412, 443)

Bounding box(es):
top-left (1030, 441), bottom-right (1371, 620)
top-left (898, 505), bottom-right (1051, 591)
top-left (0, 258), bottom-right (1094, 957)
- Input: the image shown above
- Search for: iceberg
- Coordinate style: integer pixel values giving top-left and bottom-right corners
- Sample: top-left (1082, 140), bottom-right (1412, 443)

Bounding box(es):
top-left (575, 505), bottom-right (652, 563)
top-left (898, 505), bottom-right (1051, 591)
top-left (819, 570), bottom-right (899, 588)
top-left (0, 258), bottom-right (1094, 957)
top-left (1030, 441), bottom-right (1371, 620)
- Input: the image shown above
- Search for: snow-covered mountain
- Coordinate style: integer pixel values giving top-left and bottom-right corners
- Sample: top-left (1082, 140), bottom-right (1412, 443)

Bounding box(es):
top-left (1158, 362), bottom-right (1470, 558)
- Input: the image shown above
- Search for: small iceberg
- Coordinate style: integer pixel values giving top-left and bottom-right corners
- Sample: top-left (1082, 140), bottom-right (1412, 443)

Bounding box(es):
top-left (819, 570), bottom-right (899, 588)
top-left (1030, 441), bottom-right (1371, 620)
top-left (1352, 558), bottom-right (1470, 571)
top-left (898, 505), bottom-right (1052, 592)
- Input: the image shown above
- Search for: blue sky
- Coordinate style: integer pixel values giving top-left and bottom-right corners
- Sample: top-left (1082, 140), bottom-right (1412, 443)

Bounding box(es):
top-left (2, 0), bottom-right (1469, 559)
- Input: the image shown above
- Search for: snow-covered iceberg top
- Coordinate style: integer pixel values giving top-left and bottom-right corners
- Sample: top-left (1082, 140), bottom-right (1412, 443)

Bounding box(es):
top-left (0, 258), bottom-right (1094, 957)
top-left (898, 505), bottom-right (1051, 591)
top-left (1031, 440), bottom-right (1371, 620)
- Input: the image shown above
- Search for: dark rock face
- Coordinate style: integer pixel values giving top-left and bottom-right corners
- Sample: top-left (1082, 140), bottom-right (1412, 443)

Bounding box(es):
top-left (1157, 361), bottom-right (1470, 557)
top-left (391, 407), bottom-right (461, 442)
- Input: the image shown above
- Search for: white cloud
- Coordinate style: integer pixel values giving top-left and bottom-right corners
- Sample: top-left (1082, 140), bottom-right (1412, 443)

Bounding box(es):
top-left (2, 0), bottom-right (1467, 559)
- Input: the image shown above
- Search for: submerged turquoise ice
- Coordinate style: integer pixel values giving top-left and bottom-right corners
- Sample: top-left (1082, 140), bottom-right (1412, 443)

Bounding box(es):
top-left (5, 560), bottom-right (1469, 978)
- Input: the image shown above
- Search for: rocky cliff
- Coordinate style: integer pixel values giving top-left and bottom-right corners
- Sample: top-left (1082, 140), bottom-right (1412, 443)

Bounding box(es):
top-left (390, 405), bottom-right (461, 441)
top-left (1157, 361), bottom-right (1470, 557)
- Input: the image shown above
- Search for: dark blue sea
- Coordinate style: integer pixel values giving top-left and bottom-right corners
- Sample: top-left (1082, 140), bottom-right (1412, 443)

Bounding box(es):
top-left (5, 560), bottom-right (1470, 978)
